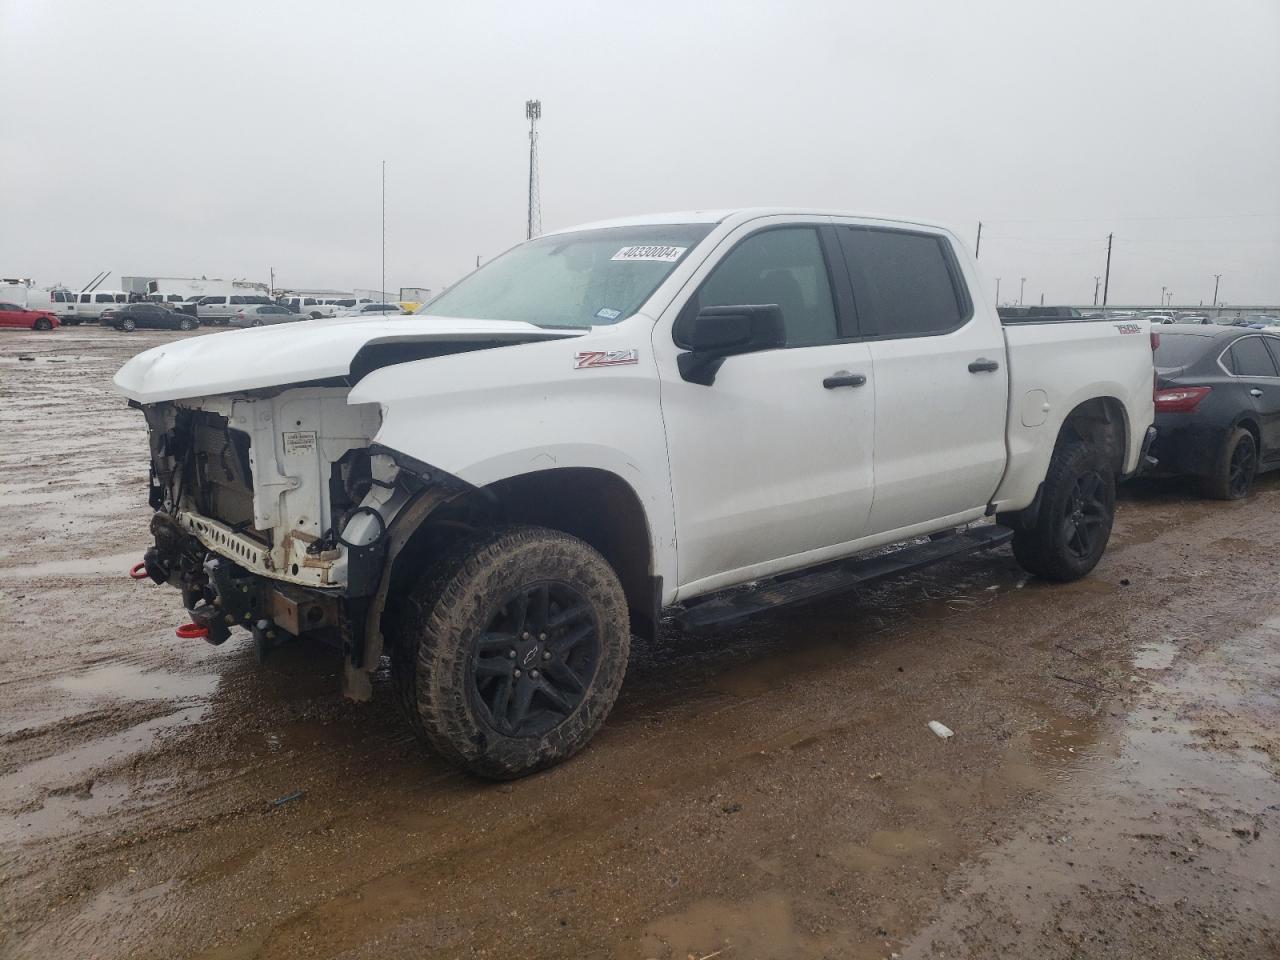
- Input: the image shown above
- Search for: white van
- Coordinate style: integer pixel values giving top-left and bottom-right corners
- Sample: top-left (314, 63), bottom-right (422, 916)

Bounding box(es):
top-left (67, 290), bottom-right (129, 324)
top-left (194, 294), bottom-right (276, 324)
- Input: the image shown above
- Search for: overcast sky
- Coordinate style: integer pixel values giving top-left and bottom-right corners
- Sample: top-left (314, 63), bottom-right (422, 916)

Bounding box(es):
top-left (3, 0), bottom-right (1278, 307)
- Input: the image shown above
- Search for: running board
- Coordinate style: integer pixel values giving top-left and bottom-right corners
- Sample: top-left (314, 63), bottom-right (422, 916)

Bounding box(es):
top-left (669, 525), bottom-right (1015, 630)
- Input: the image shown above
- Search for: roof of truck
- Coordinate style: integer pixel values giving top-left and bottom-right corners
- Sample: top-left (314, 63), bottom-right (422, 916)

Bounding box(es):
top-left (546, 208), bottom-right (953, 236)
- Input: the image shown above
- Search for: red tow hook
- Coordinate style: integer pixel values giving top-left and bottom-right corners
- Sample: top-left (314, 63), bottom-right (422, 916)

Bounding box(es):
top-left (129, 561), bottom-right (150, 581)
top-left (176, 623), bottom-right (209, 640)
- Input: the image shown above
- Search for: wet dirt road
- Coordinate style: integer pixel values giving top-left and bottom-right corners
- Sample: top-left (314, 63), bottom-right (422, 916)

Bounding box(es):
top-left (1, 326), bottom-right (1277, 959)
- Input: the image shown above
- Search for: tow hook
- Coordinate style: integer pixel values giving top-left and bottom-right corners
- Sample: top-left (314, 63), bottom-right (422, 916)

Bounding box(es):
top-left (175, 623), bottom-right (210, 640)
top-left (186, 602), bottom-right (232, 646)
top-left (128, 547), bottom-right (170, 584)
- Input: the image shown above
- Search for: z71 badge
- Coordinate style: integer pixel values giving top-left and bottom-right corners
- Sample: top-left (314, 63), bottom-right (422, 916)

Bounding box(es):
top-left (1113, 322), bottom-right (1142, 335)
top-left (574, 349), bottom-right (639, 369)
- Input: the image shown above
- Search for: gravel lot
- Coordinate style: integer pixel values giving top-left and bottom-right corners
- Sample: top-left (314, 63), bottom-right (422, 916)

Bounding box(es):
top-left (1, 325), bottom-right (1277, 959)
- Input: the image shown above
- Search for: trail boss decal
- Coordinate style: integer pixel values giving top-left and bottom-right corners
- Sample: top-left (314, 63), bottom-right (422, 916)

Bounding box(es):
top-left (574, 349), bottom-right (639, 369)
top-left (1113, 322), bottom-right (1142, 335)
top-left (611, 245), bottom-right (687, 262)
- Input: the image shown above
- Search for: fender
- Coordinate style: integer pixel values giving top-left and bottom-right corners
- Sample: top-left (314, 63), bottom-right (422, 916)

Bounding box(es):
top-left (348, 324), bottom-right (679, 602)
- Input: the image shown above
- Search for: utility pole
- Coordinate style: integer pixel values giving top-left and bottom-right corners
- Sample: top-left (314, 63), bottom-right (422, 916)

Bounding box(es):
top-left (476, 255), bottom-right (481, 269)
top-left (1103, 232), bottom-right (1113, 306)
top-left (1019, 277), bottom-right (1026, 305)
top-left (1040, 292), bottom-right (1044, 307)
top-left (269, 267), bottom-right (275, 298)
top-left (526, 100), bottom-right (542, 240)
top-left (1161, 285), bottom-right (1166, 308)
top-left (1212, 274), bottom-right (1222, 307)
top-left (995, 277), bottom-right (1001, 305)
top-left (1093, 276), bottom-right (1101, 306)
top-left (381, 160), bottom-right (387, 304)
top-left (975, 221), bottom-right (982, 259)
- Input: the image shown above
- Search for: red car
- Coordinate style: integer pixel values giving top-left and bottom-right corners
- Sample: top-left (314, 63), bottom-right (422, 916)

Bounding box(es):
top-left (0, 302), bottom-right (59, 330)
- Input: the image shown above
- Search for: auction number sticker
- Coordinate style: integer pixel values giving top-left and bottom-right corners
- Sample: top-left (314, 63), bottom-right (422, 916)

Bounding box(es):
top-left (283, 430), bottom-right (317, 455)
top-left (611, 245), bottom-right (687, 262)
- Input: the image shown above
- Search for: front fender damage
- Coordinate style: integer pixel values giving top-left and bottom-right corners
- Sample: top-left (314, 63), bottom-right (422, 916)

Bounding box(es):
top-left (342, 444), bottom-right (475, 700)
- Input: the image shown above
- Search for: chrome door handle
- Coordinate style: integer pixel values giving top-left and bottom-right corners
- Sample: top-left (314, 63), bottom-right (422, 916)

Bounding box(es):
top-left (1251, 388), bottom-right (1264, 397)
top-left (823, 371), bottom-right (867, 389)
top-left (968, 358), bottom-right (1000, 373)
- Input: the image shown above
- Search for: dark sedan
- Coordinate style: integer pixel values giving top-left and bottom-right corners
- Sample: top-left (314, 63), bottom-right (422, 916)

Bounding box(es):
top-left (107, 302), bottom-right (200, 333)
top-left (1150, 325), bottom-right (1280, 499)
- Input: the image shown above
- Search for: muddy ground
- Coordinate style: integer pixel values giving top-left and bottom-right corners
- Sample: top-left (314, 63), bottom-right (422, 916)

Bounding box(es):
top-left (1, 325), bottom-right (1276, 960)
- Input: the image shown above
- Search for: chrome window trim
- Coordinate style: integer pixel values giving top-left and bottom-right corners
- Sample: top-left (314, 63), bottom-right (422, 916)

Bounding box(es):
top-left (1217, 334), bottom-right (1280, 379)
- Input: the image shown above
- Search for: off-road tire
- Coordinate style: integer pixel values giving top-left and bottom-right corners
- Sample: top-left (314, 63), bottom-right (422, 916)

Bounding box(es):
top-left (33, 318), bottom-right (52, 331)
top-left (390, 525), bottom-right (630, 780)
top-left (178, 317), bottom-right (196, 331)
top-left (119, 317), bottom-right (136, 332)
top-left (1199, 426), bottom-right (1256, 501)
top-left (1011, 439), bottom-right (1116, 582)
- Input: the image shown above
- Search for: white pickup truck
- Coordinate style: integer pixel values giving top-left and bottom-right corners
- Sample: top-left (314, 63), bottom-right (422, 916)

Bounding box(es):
top-left (115, 208), bottom-right (1157, 779)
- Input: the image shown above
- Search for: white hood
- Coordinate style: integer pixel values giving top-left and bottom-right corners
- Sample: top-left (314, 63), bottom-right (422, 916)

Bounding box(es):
top-left (113, 315), bottom-right (581, 404)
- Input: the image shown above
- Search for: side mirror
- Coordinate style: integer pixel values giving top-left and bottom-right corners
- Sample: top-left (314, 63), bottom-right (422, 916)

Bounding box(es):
top-left (676, 304), bottom-right (785, 385)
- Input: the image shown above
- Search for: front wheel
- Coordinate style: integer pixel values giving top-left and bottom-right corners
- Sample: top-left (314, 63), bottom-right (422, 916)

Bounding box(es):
top-left (1010, 440), bottom-right (1116, 582)
top-left (391, 525), bottom-right (630, 780)
top-left (178, 317), bottom-right (196, 331)
top-left (1199, 426), bottom-right (1256, 500)
top-left (33, 318), bottom-right (53, 331)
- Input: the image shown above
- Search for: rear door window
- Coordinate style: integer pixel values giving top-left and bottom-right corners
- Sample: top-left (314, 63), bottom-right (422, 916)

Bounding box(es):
top-left (95, 293), bottom-right (114, 303)
top-left (1230, 336), bottom-right (1279, 377)
top-left (836, 227), bottom-right (969, 338)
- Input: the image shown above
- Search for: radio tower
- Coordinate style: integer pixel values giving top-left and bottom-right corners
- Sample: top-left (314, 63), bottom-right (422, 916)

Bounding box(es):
top-left (525, 99), bottom-right (542, 240)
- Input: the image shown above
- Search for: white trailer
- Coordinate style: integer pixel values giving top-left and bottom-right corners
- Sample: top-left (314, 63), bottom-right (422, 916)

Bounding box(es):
top-left (143, 278), bottom-right (270, 304)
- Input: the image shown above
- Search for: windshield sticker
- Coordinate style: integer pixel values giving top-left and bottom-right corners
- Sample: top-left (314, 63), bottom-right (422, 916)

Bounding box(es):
top-left (611, 245), bottom-right (687, 263)
top-left (595, 307), bottom-right (622, 321)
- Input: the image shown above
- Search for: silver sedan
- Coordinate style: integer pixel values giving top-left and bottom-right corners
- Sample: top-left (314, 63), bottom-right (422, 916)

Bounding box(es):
top-left (229, 304), bottom-right (306, 328)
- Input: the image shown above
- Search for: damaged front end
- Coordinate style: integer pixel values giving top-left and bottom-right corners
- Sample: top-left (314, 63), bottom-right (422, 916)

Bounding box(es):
top-left (135, 386), bottom-right (465, 698)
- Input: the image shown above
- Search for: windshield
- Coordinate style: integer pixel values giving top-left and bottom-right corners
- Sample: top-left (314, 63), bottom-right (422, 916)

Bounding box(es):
top-left (420, 223), bottom-right (714, 327)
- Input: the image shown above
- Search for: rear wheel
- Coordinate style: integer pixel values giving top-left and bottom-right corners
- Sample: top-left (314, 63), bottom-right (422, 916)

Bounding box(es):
top-left (119, 317), bottom-right (136, 332)
top-left (391, 525), bottom-right (630, 779)
top-left (1199, 427), bottom-right (1257, 500)
top-left (1011, 439), bottom-right (1116, 582)
top-left (251, 319), bottom-right (264, 327)
top-left (33, 318), bottom-right (52, 331)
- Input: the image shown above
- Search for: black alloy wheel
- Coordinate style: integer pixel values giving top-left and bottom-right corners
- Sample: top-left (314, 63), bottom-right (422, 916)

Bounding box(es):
top-left (470, 582), bottom-right (601, 739)
top-left (1061, 470), bottom-right (1110, 560)
top-left (1228, 433), bottom-right (1257, 499)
